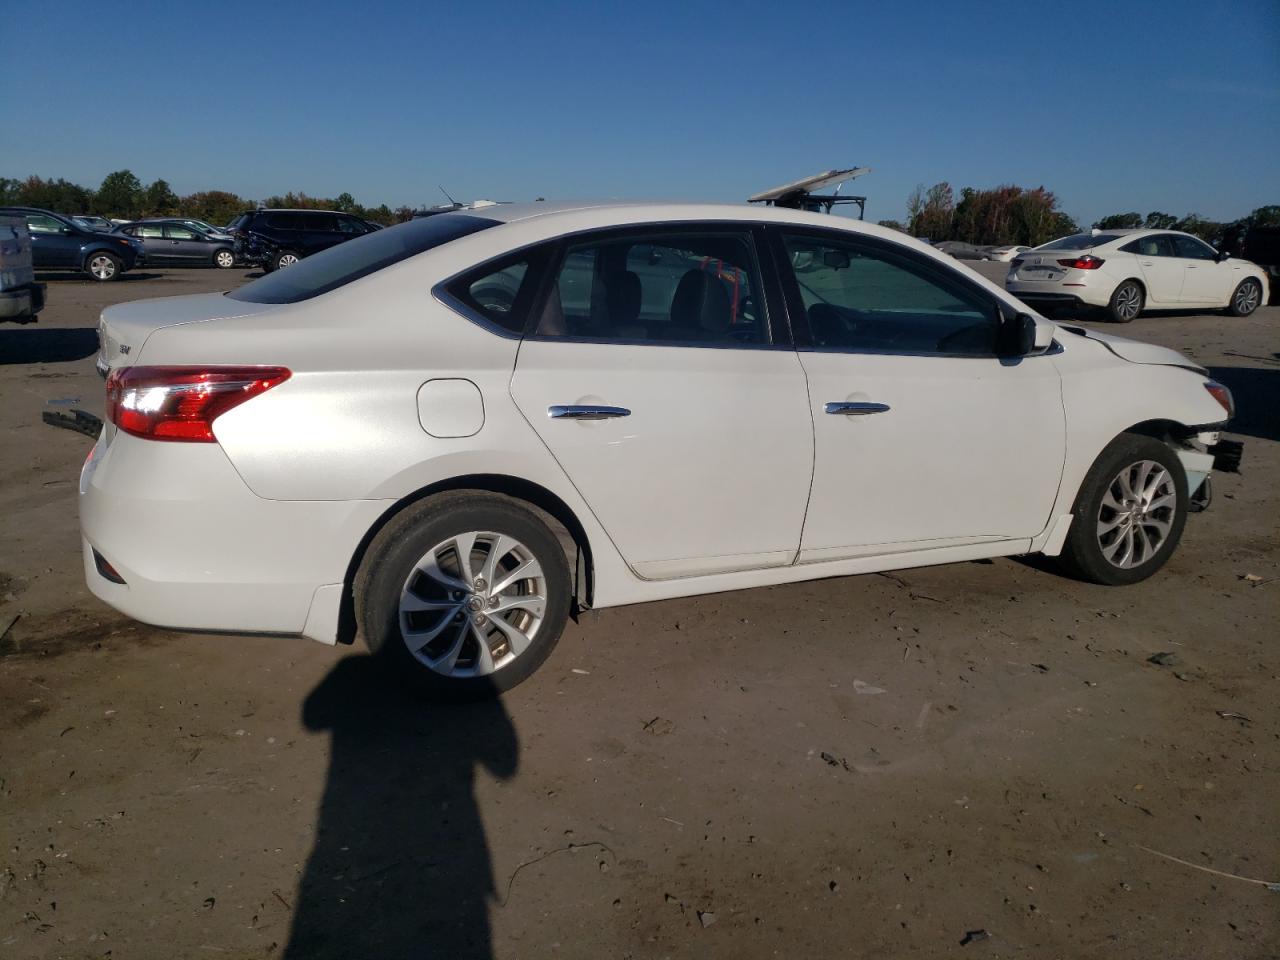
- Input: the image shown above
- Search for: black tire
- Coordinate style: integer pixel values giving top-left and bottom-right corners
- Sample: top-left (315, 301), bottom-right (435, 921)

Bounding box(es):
top-left (1225, 278), bottom-right (1262, 317)
top-left (355, 492), bottom-right (572, 698)
top-left (84, 251), bottom-right (124, 282)
top-left (1106, 280), bottom-right (1144, 323)
top-left (213, 248), bottom-right (236, 269)
top-left (273, 249), bottom-right (301, 272)
top-left (1056, 433), bottom-right (1188, 586)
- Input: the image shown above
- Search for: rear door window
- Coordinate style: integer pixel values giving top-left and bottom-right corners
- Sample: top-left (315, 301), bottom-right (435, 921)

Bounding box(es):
top-left (163, 225), bottom-right (200, 240)
top-left (305, 213), bottom-right (339, 232)
top-left (443, 250), bottom-right (554, 335)
top-left (137, 224), bottom-right (165, 238)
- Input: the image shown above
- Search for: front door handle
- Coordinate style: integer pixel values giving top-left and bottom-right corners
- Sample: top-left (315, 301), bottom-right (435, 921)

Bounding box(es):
top-left (825, 401), bottom-right (890, 416)
top-left (548, 404), bottom-right (631, 420)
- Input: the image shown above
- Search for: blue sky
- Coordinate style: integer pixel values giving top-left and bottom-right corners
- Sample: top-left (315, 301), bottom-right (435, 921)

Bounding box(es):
top-left (5, 0), bottom-right (1278, 225)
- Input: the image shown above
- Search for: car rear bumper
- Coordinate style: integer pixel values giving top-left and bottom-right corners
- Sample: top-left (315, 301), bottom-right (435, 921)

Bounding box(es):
top-left (79, 431), bottom-right (392, 642)
top-left (0, 282), bottom-right (45, 322)
top-left (1004, 282), bottom-right (1111, 309)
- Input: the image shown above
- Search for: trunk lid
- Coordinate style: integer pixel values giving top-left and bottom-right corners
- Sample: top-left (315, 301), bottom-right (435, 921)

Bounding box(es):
top-left (96, 293), bottom-right (277, 374)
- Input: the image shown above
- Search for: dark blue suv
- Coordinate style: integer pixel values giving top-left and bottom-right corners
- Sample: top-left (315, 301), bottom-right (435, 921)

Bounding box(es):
top-left (0, 207), bottom-right (146, 281)
top-left (228, 209), bottom-right (375, 272)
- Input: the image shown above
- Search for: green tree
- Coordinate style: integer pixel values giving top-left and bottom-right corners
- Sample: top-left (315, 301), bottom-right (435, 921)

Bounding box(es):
top-left (17, 175), bottom-right (94, 212)
top-left (876, 219), bottom-right (905, 232)
top-left (334, 192), bottom-right (356, 213)
top-left (142, 178), bottom-right (179, 216)
top-left (95, 169), bottom-right (143, 218)
top-left (178, 190), bottom-right (252, 226)
top-left (907, 182), bottom-right (955, 240)
top-left (1175, 213), bottom-right (1224, 242)
top-left (1143, 211), bottom-right (1177, 229)
top-left (1094, 212), bottom-right (1143, 230)
top-left (1246, 205), bottom-right (1280, 227)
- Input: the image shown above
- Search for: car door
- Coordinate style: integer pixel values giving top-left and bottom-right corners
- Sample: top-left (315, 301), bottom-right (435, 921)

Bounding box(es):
top-left (1128, 234), bottom-right (1185, 304)
top-left (1171, 234), bottom-right (1231, 305)
top-left (132, 223), bottom-right (168, 261)
top-left (773, 228), bottom-right (1065, 560)
top-left (25, 213), bottom-right (79, 268)
top-left (507, 225), bottom-right (815, 579)
top-left (162, 223), bottom-right (208, 263)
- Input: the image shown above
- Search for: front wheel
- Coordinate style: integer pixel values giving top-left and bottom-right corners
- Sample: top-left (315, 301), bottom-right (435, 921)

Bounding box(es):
top-left (85, 251), bottom-right (123, 281)
top-left (213, 248), bottom-right (235, 269)
top-left (1056, 434), bottom-right (1188, 585)
top-left (1107, 280), bottom-right (1143, 322)
top-left (355, 493), bottom-right (572, 698)
top-left (1225, 278), bottom-right (1261, 317)
top-left (274, 250), bottom-right (301, 271)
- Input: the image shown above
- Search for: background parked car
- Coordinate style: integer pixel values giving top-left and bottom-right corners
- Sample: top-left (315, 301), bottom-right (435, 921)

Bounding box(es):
top-left (72, 215), bottom-right (114, 233)
top-left (228, 208), bottom-right (376, 271)
top-left (987, 245), bottom-right (1031, 262)
top-left (1220, 224), bottom-right (1280, 304)
top-left (176, 218), bottom-right (235, 241)
top-left (1005, 230), bottom-right (1268, 321)
top-left (934, 240), bottom-right (990, 260)
top-left (0, 206), bottom-right (145, 281)
top-left (0, 214), bottom-right (46, 322)
top-left (114, 219), bottom-right (236, 268)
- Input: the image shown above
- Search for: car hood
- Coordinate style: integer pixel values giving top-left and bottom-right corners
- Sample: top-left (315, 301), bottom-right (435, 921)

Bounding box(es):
top-left (97, 293), bottom-right (278, 373)
top-left (1059, 324), bottom-right (1206, 372)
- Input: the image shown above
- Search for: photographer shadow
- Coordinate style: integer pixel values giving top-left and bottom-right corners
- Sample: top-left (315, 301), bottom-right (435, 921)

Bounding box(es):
top-left (285, 656), bottom-right (517, 960)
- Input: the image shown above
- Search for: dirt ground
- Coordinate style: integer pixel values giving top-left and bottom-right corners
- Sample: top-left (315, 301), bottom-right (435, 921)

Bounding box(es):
top-left (1, 263), bottom-right (1277, 960)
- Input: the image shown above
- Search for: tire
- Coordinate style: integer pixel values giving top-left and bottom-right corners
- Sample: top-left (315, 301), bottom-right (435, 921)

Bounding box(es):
top-left (85, 251), bottom-right (123, 282)
top-left (1106, 280), bottom-right (1144, 322)
top-left (1225, 278), bottom-right (1262, 317)
top-left (1056, 433), bottom-right (1188, 586)
top-left (273, 250), bottom-right (301, 271)
top-left (213, 248), bottom-right (235, 269)
top-left (355, 492), bottom-right (572, 698)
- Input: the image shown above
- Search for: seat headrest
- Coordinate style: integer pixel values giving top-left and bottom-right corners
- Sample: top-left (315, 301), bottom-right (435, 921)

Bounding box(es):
top-left (670, 269), bottom-right (731, 334)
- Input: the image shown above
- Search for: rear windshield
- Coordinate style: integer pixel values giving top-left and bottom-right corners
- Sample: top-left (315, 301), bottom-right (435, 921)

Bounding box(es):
top-left (1038, 233), bottom-right (1121, 251)
top-left (227, 213), bottom-right (500, 304)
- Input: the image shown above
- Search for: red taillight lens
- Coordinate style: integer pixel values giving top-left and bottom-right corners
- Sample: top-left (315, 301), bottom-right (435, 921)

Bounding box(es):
top-left (1204, 380), bottom-right (1234, 419)
top-left (1057, 255), bottom-right (1105, 270)
top-left (105, 365), bottom-right (291, 442)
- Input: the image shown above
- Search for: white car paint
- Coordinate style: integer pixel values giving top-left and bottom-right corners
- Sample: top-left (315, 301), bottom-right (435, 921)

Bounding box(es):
top-left (81, 202), bottom-right (1234, 649)
top-left (1005, 228), bottom-right (1268, 315)
top-left (988, 245), bottom-right (1030, 262)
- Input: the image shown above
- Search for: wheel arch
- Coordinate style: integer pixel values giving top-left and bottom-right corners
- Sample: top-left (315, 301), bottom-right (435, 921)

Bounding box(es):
top-left (82, 245), bottom-right (124, 274)
top-left (336, 473), bottom-right (596, 644)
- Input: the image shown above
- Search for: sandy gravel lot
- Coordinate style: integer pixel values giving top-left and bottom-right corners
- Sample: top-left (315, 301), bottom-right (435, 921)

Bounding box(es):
top-left (1, 262), bottom-right (1277, 959)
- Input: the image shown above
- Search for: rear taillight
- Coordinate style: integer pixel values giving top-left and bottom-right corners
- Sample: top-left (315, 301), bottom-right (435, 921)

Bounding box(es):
top-left (1204, 380), bottom-right (1234, 419)
top-left (1057, 255), bottom-right (1105, 270)
top-left (105, 365), bottom-right (290, 442)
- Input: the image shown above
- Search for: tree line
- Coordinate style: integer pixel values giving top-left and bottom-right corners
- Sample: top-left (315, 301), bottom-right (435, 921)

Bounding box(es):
top-left (0, 170), bottom-right (414, 227)
top-left (882, 181), bottom-right (1279, 247)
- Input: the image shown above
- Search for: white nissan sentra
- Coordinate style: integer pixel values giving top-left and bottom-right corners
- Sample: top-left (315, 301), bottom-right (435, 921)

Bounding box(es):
top-left (82, 202), bottom-right (1242, 695)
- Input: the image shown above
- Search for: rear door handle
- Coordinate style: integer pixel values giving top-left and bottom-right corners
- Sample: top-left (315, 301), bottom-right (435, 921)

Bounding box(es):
top-left (548, 404), bottom-right (631, 420)
top-left (825, 401), bottom-right (890, 416)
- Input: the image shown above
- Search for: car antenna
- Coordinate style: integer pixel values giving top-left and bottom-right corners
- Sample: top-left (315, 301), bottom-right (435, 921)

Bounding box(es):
top-left (438, 185), bottom-right (459, 209)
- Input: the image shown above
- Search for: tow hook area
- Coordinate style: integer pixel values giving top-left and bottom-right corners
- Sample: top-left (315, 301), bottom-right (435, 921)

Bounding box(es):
top-left (1208, 439), bottom-right (1244, 474)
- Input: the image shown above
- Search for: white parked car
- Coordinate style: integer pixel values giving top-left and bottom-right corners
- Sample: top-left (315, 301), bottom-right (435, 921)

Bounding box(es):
top-left (82, 203), bottom-right (1242, 696)
top-left (1005, 229), bottom-right (1268, 322)
top-left (988, 244), bottom-right (1030, 262)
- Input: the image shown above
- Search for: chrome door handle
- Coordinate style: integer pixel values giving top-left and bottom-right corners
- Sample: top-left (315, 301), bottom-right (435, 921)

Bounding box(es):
top-left (825, 401), bottom-right (890, 416)
top-left (548, 404), bottom-right (631, 420)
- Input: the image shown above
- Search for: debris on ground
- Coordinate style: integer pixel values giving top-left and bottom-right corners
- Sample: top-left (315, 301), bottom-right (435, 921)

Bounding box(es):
top-left (852, 679), bottom-right (886, 695)
top-left (0, 612), bottom-right (18, 646)
top-left (960, 928), bottom-right (990, 945)
top-left (1147, 652), bottom-right (1179, 667)
top-left (41, 409), bottom-right (102, 439)
top-left (642, 716), bottom-right (675, 735)
top-left (820, 751), bottom-right (851, 771)
top-left (698, 910), bottom-right (717, 928)
top-left (1135, 845), bottom-right (1280, 892)
top-left (1215, 710), bottom-right (1252, 724)
top-left (1031, 663), bottom-right (1050, 673)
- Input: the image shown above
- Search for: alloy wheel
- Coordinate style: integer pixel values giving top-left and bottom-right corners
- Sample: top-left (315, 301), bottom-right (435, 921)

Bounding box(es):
top-left (1115, 284), bottom-right (1141, 320)
top-left (216, 250), bottom-right (235, 268)
top-left (1096, 459), bottom-right (1176, 568)
top-left (278, 253), bottom-right (299, 268)
top-left (89, 255), bottom-right (117, 280)
top-left (1234, 281), bottom-right (1260, 314)
top-left (398, 531), bottom-right (547, 677)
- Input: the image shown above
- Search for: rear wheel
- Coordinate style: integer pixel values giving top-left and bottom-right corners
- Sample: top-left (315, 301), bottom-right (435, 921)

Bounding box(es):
top-left (1226, 278), bottom-right (1261, 317)
top-left (1056, 434), bottom-right (1188, 585)
top-left (213, 248), bottom-right (235, 269)
top-left (85, 251), bottom-right (123, 281)
top-left (355, 493), bottom-right (572, 698)
top-left (1107, 280), bottom-right (1143, 322)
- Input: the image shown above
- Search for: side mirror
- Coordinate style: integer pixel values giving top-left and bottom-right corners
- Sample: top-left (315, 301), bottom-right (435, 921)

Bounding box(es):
top-left (1000, 311), bottom-right (1050, 357)
top-left (1215, 251), bottom-right (1230, 263)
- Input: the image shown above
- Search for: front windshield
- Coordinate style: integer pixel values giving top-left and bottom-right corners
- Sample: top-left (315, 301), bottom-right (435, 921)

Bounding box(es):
top-left (227, 212), bottom-right (499, 304)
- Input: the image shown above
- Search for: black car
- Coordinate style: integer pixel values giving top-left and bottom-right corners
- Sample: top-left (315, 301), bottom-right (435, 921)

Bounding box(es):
top-left (0, 206), bottom-right (146, 281)
top-left (228, 209), bottom-right (375, 272)
top-left (1221, 224), bottom-right (1280, 304)
top-left (113, 219), bottom-right (237, 268)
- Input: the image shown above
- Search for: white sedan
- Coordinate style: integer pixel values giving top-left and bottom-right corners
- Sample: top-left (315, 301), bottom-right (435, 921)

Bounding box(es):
top-left (1005, 229), bottom-right (1268, 322)
top-left (988, 244), bottom-right (1031, 262)
top-left (82, 202), bottom-right (1241, 696)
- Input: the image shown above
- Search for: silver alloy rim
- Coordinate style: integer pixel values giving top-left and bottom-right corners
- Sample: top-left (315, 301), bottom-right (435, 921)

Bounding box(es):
top-left (1097, 460), bottom-right (1176, 569)
top-left (90, 254), bottom-right (116, 280)
top-left (216, 251), bottom-right (234, 267)
top-left (399, 531), bottom-right (547, 677)
top-left (1234, 281), bottom-right (1259, 314)
top-left (278, 254), bottom-right (299, 268)
top-left (1115, 284), bottom-right (1141, 320)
